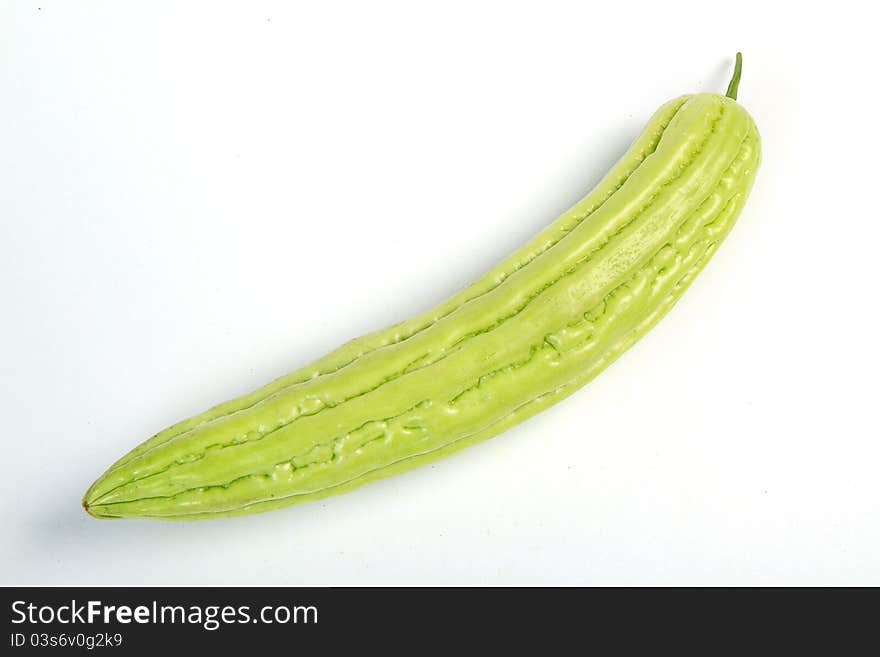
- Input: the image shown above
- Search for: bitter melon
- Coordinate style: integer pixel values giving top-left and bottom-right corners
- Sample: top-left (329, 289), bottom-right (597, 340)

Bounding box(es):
top-left (83, 54), bottom-right (761, 519)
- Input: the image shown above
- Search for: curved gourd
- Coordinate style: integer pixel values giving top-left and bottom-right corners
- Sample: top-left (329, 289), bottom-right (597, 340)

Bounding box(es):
top-left (83, 54), bottom-right (761, 519)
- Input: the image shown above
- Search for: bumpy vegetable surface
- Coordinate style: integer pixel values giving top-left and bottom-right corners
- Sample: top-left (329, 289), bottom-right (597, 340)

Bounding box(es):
top-left (84, 55), bottom-right (761, 519)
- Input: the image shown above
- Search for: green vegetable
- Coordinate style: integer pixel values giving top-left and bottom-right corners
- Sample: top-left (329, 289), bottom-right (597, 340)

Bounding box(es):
top-left (84, 54), bottom-right (761, 519)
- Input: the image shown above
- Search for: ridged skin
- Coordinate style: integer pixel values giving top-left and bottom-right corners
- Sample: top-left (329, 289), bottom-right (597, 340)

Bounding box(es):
top-left (84, 92), bottom-right (760, 519)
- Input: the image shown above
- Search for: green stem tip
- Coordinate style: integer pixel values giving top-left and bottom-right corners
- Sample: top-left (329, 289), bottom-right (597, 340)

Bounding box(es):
top-left (725, 52), bottom-right (743, 100)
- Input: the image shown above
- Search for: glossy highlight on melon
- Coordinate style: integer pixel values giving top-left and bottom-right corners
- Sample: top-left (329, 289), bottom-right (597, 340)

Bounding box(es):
top-left (84, 54), bottom-right (761, 519)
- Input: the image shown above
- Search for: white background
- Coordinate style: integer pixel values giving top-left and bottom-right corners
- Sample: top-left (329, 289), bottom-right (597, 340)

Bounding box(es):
top-left (2, 1), bottom-right (877, 586)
